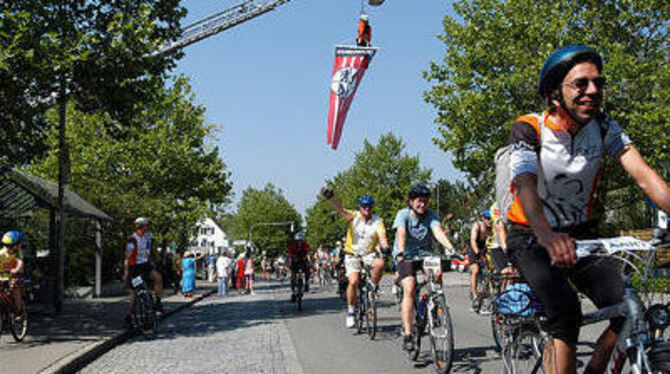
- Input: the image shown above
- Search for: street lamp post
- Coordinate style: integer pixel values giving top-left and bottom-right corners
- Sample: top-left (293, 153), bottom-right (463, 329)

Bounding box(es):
top-left (247, 221), bottom-right (295, 251)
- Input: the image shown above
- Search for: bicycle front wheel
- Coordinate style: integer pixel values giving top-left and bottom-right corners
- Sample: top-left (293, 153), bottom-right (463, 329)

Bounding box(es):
top-left (429, 298), bottom-right (454, 373)
top-left (356, 294), bottom-right (365, 334)
top-left (366, 290), bottom-right (377, 340)
top-left (9, 305), bottom-right (27, 342)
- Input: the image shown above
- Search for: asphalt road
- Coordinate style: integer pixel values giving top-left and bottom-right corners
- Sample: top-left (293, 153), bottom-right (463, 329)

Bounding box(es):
top-left (277, 271), bottom-right (605, 374)
top-left (80, 273), bottom-right (607, 373)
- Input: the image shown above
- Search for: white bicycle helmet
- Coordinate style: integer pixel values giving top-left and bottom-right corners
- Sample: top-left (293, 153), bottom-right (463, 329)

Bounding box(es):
top-left (134, 217), bottom-right (149, 226)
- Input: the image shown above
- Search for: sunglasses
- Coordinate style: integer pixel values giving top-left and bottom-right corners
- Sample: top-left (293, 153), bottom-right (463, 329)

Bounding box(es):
top-left (359, 204), bottom-right (373, 209)
top-left (566, 77), bottom-right (607, 92)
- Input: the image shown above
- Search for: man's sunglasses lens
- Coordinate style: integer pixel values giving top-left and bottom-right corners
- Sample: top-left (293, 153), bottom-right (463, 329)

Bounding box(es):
top-left (574, 77), bottom-right (607, 90)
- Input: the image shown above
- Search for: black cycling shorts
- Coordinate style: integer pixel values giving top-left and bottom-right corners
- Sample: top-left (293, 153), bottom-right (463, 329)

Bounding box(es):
top-left (126, 262), bottom-right (155, 288)
top-left (290, 261), bottom-right (309, 274)
top-left (397, 260), bottom-right (424, 281)
top-left (507, 227), bottom-right (624, 345)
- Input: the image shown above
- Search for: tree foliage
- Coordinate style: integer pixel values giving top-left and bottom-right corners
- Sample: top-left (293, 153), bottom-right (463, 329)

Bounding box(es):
top-left (0, 1), bottom-right (185, 165)
top-left (424, 0), bottom-right (669, 229)
top-left (228, 184), bottom-right (303, 258)
top-left (26, 77), bottom-right (231, 284)
top-left (305, 133), bottom-right (432, 248)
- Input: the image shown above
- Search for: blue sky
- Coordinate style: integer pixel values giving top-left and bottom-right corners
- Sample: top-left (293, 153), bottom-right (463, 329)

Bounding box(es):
top-left (174, 0), bottom-right (463, 215)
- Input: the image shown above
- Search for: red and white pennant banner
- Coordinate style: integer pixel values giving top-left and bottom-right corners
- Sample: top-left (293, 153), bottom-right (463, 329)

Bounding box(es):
top-left (326, 45), bottom-right (377, 150)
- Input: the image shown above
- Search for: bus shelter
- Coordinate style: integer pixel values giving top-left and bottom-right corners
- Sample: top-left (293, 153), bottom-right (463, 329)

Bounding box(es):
top-left (0, 166), bottom-right (112, 303)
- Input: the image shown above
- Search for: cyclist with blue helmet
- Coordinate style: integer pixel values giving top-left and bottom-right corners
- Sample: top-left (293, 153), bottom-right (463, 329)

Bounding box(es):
top-left (321, 186), bottom-right (389, 328)
top-left (507, 45), bottom-right (670, 373)
top-left (393, 184), bottom-right (457, 350)
top-left (1, 231), bottom-right (27, 321)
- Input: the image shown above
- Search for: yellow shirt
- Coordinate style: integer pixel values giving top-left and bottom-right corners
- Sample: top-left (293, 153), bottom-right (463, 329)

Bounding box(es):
top-left (486, 202), bottom-right (502, 250)
top-left (342, 209), bottom-right (386, 255)
top-left (0, 247), bottom-right (19, 280)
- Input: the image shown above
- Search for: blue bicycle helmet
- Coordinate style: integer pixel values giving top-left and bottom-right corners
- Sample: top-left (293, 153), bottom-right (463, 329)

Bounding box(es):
top-left (358, 195), bottom-right (374, 205)
top-left (2, 231), bottom-right (25, 246)
top-left (482, 209), bottom-right (491, 219)
top-left (408, 184), bottom-right (431, 199)
top-left (538, 45), bottom-right (602, 100)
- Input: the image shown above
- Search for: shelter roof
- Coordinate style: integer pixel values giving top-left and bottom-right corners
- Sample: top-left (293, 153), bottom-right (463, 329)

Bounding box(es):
top-left (0, 167), bottom-right (112, 221)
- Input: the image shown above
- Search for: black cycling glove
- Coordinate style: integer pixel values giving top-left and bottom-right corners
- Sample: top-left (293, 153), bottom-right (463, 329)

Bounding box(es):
top-left (380, 246), bottom-right (391, 257)
top-left (322, 188), bottom-right (334, 199)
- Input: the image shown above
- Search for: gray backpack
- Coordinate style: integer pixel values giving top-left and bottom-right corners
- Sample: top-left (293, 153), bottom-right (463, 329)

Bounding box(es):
top-left (494, 145), bottom-right (514, 223)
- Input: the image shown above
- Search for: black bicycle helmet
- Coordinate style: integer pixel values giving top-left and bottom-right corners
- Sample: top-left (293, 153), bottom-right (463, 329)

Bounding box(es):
top-left (408, 184), bottom-right (431, 199)
top-left (538, 45), bottom-right (603, 100)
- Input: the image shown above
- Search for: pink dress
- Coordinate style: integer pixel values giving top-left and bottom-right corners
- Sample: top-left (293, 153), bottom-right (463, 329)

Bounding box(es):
top-left (244, 258), bottom-right (255, 277)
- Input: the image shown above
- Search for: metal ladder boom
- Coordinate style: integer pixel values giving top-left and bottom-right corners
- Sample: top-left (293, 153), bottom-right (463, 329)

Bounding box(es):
top-left (152, 0), bottom-right (293, 57)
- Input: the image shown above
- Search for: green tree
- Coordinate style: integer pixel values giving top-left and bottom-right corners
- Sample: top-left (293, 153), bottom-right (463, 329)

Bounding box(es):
top-left (434, 179), bottom-right (489, 248)
top-left (0, 1), bottom-right (185, 165)
top-left (306, 133), bottom-right (432, 248)
top-left (27, 77), bottom-right (231, 285)
top-left (229, 184), bottom-right (302, 258)
top-left (424, 0), bottom-right (669, 229)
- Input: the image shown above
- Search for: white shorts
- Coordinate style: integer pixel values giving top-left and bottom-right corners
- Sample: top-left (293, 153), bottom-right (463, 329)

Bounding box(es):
top-left (344, 253), bottom-right (377, 277)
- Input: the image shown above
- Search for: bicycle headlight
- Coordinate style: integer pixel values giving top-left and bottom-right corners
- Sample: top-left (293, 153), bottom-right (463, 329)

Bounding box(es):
top-left (646, 304), bottom-right (670, 331)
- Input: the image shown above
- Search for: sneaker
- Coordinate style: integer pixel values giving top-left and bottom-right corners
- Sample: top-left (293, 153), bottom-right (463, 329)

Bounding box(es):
top-left (471, 297), bottom-right (481, 313)
top-left (154, 299), bottom-right (164, 314)
top-left (391, 284), bottom-right (398, 295)
top-left (346, 312), bottom-right (355, 328)
top-left (403, 334), bottom-right (414, 351)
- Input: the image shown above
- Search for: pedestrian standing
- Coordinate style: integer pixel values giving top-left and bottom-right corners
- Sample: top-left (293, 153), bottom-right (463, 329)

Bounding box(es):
top-left (207, 254), bottom-right (216, 283)
top-left (216, 252), bottom-right (232, 296)
top-left (182, 251), bottom-right (196, 297)
top-left (182, 251), bottom-right (204, 297)
top-left (236, 253), bottom-right (246, 293)
top-left (245, 250), bottom-right (255, 295)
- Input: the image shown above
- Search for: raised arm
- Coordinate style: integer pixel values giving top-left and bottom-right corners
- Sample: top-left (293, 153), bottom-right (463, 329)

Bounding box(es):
top-left (320, 186), bottom-right (350, 220)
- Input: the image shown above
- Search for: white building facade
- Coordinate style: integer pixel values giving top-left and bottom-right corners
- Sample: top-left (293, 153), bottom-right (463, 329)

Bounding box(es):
top-left (190, 217), bottom-right (229, 255)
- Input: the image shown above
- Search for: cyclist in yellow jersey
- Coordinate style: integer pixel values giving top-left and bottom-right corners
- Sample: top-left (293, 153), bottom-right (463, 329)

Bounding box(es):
top-left (321, 186), bottom-right (390, 328)
top-left (1, 231), bottom-right (26, 321)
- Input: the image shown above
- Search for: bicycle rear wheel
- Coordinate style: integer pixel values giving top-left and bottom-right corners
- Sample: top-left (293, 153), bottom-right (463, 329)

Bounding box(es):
top-left (140, 292), bottom-right (157, 338)
top-left (296, 277), bottom-right (304, 311)
top-left (429, 297), bottom-right (454, 373)
top-left (509, 326), bottom-right (544, 374)
top-left (491, 312), bottom-right (505, 352)
top-left (9, 305), bottom-right (27, 342)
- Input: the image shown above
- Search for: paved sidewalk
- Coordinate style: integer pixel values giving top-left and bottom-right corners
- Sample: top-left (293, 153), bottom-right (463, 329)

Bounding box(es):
top-left (0, 281), bottom-right (217, 374)
top-left (81, 282), bottom-right (303, 374)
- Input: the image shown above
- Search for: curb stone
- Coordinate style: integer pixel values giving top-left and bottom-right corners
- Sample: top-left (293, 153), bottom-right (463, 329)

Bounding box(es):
top-left (39, 289), bottom-right (216, 374)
